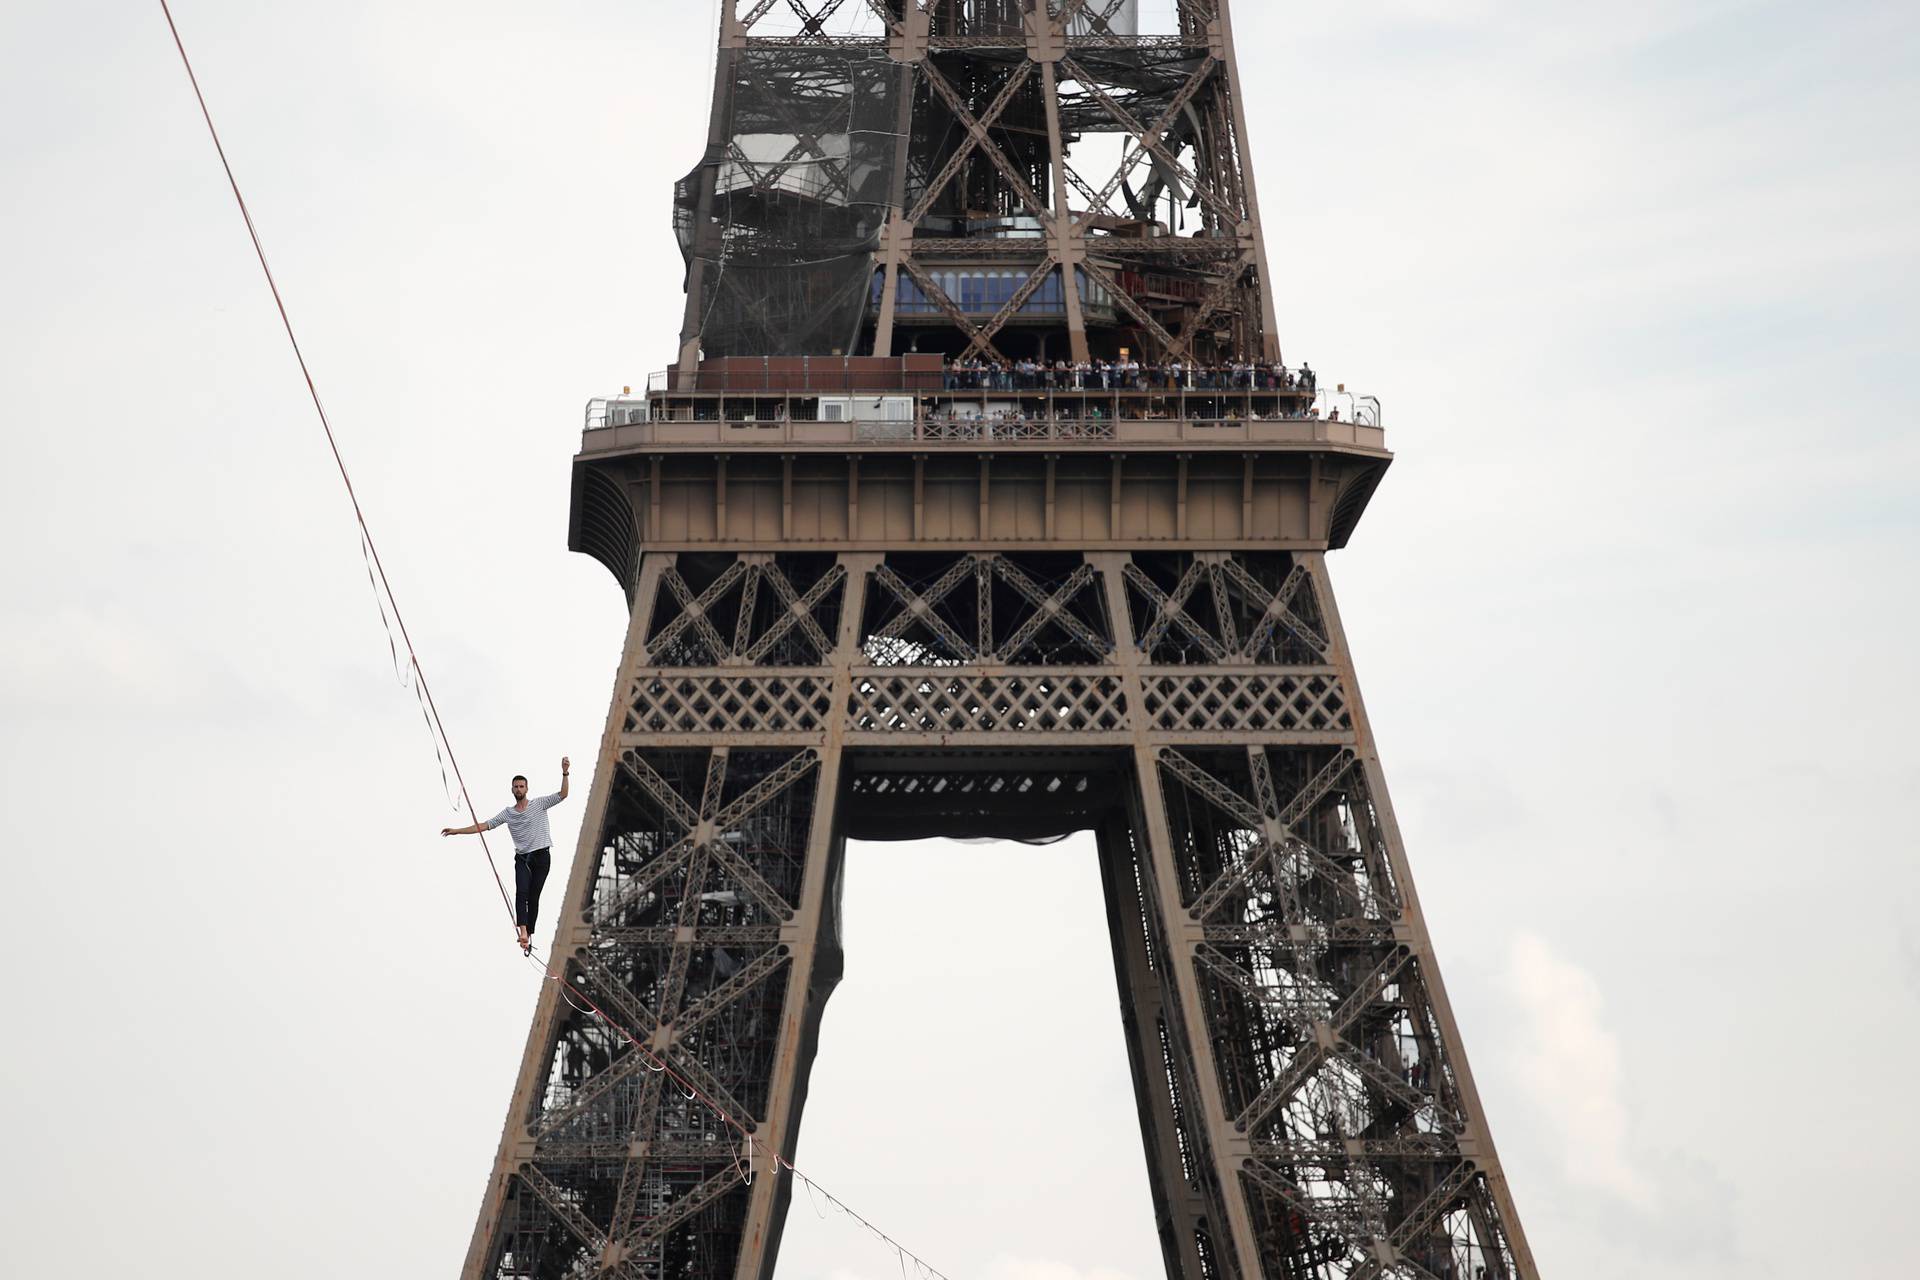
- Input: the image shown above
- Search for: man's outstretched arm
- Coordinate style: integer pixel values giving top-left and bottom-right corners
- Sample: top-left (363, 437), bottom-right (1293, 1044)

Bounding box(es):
top-left (441, 818), bottom-right (493, 837)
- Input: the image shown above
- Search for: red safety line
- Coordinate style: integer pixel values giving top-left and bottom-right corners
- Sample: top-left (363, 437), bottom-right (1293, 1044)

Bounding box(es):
top-left (156, 0), bottom-right (513, 927)
top-left (158, 7), bottom-right (955, 1276)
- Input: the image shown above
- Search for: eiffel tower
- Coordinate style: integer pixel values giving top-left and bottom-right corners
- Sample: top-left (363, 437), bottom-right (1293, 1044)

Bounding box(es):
top-left (464, 4), bottom-right (1537, 1277)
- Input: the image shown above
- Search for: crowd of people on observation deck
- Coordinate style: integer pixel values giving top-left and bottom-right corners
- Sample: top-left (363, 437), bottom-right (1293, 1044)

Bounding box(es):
top-left (943, 355), bottom-right (1318, 393)
top-left (921, 399), bottom-right (1356, 426)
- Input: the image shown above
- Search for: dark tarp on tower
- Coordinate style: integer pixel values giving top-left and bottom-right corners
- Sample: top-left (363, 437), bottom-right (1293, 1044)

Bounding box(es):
top-left (675, 47), bottom-right (902, 358)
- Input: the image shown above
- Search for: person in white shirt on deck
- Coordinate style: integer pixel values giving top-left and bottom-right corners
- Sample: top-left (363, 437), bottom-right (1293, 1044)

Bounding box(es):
top-left (442, 757), bottom-right (570, 953)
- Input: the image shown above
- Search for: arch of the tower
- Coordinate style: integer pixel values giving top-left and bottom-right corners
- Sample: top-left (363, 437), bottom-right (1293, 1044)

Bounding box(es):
top-left (464, 548), bottom-right (1529, 1280)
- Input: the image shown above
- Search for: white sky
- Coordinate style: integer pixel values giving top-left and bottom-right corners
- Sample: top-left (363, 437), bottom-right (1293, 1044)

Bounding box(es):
top-left (2, 1), bottom-right (1916, 1277)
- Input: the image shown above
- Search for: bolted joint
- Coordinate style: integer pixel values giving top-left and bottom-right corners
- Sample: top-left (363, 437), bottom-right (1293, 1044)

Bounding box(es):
top-left (1024, 7), bottom-right (1065, 62)
top-left (889, 4), bottom-right (930, 62)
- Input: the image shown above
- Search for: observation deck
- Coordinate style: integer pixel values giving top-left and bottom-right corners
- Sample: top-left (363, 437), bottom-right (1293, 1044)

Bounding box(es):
top-left (569, 357), bottom-right (1392, 594)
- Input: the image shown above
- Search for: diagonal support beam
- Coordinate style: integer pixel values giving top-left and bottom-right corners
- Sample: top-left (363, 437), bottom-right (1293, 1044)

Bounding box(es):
top-left (1224, 559), bottom-right (1328, 658)
top-left (649, 563), bottom-right (747, 662)
top-left (1388, 1160), bottom-right (1478, 1254)
top-left (702, 837), bottom-right (795, 920)
top-left (907, 61), bottom-right (1037, 223)
top-left (671, 947), bottom-right (792, 1039)
top-left (658, 1046), bottom-right (757, 1136)
top-left (529, 1041), bottom-right (656, 1141)
top-left (628, 1163), bottom-right (748, 1244)
top-left (919, 63), bottom-right (1051, 221)
top-left (1125, 561), bottom-right (1228, 661)
top-left (1277, 751), bottom-right (1357, 831)
top-left (897, 260), bottom-right (1007, 365)
top-left (1077, 256), bottom-right (1182, 354)
top-left (1159, 747), bottom-right (1263, 830)
top-left (744, 563), bottom-right (843, 663)
top-left (591, 829), bottom-right (699, 929)
top-left (992, 560), bottom-right (1109, 660)
top-left (1231, 948), bottom-right (1414, 1134)
top-left (958, 258), bottom-right (1059, 361)
top-left (1063, 55), bottom-right (1234, 228)
top-left (1332, 1042), bottom-right (1455, 1126)
top-left (735, 0), bottom-right (784, 33)
top-left (616, 751), bottom-right (701, 832)
top-left (515, 1163), bottom-right (611, 1258)
top-left (709, 750), bottom-right (819, 835)
top-left (574, 951), bottom-right (668, 1041)
top-left (872, 560), bottom-right (980, 660)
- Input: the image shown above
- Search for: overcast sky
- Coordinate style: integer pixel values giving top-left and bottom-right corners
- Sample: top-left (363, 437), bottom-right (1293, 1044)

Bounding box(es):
top-left (2, 1), bottom-right (1916, 1277)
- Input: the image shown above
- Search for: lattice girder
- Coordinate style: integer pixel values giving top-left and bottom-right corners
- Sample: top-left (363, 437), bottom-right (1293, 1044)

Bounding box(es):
top-left (469, 546), bottom-right (1533, 1280)
top-left (677, 0), bottom-right (1282, 367)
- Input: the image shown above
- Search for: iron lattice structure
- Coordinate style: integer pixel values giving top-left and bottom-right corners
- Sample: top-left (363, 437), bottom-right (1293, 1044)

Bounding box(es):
top-left (674, 0), bottom-right (1280, 368)
top-left (466, 4), bottom-right (1537, 1279)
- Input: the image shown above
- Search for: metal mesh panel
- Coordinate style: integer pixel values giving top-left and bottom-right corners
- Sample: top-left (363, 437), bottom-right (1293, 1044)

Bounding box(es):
top-left (676, 47), bottom-right (903, 357)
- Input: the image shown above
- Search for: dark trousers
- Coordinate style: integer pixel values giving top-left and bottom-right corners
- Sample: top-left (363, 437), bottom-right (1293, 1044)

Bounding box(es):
top-left (514, 847), bottom-right (552, 933)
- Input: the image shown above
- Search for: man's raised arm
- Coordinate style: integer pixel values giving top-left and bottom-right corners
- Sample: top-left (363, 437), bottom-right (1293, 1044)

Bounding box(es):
top-left (556, 756), bottom-right (571, 802)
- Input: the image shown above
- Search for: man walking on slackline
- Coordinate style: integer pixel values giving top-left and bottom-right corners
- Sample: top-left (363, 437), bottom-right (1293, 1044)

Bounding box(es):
top-left (442, 757), bottom-right (569, 953)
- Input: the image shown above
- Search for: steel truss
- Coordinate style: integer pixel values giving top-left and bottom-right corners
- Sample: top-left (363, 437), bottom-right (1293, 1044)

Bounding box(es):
top-left (465, 549), bottom-right (1538, 1280)
top-left (470, 3), bottom-right (1534, 1276)
top-left (675, 1), bottom-right (1282, 368)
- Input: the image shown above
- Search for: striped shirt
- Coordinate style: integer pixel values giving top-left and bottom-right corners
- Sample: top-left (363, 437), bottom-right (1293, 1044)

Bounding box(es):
top-left (487, 793), bottom-right (563, 853)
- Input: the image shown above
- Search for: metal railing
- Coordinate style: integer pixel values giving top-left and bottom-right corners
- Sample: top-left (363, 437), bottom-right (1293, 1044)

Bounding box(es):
top-left (585, 397), bottom-right (647, 430)
top-left (581, 408), bottom-right (1385, 449)
top-left (591, 387), bottom-right (1373, 432)
top-left (917, 416), bottom-right (1118, 442)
